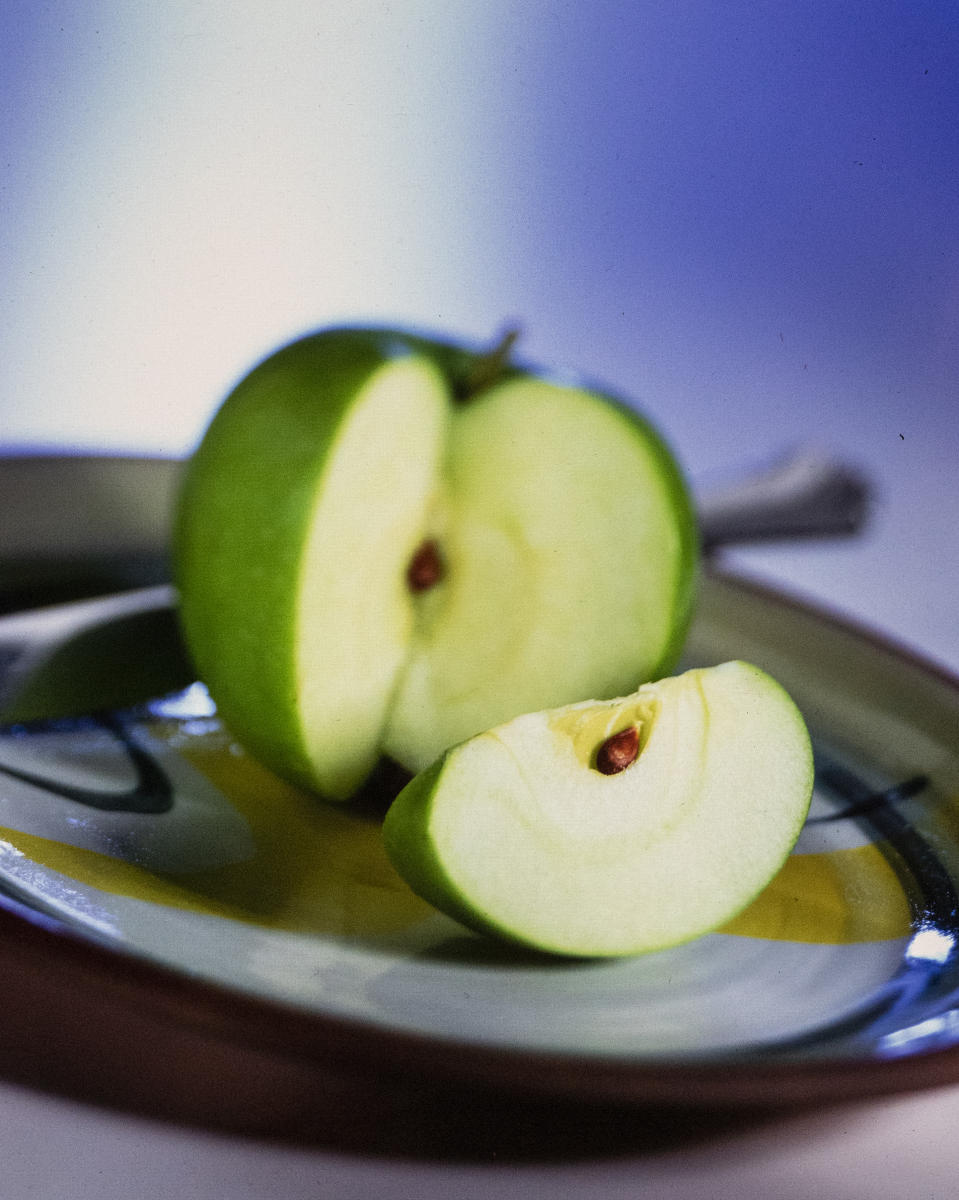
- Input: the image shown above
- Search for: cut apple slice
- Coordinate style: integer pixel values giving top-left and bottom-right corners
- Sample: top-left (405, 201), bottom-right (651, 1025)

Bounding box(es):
top-left (382, 661), bottom-right (814, 957)
top-left (294, 357), bottom-right (449, 796)
top-left (176, 343), bottom-right (448, 799)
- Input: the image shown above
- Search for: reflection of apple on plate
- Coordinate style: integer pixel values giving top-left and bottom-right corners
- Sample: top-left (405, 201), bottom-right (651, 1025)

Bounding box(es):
top-left (174, 326), bottom-right (698, 800)
top-left (383, 661), bottom-right (814, 957)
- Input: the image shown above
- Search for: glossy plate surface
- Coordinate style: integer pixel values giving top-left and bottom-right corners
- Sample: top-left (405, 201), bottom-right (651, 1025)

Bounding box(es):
top-left (0, 459), bottom-right (958, 1123)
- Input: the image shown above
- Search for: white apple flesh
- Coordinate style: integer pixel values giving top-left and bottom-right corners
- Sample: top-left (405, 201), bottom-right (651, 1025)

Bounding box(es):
top-left (382, 373), bottom-right (694, 771)
top-left (382, 661), bottom-right (814, 958)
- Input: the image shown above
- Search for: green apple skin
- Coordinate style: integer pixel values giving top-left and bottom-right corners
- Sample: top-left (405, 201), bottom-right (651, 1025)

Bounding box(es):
top-left (174, 326), bottom-right (698, 800)
top-left (382, 661), bottom-right (814, 958)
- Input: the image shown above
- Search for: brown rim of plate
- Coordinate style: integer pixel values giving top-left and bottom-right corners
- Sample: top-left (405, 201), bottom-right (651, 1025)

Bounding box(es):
top-left (0, 566), bottom-right (957, 1142)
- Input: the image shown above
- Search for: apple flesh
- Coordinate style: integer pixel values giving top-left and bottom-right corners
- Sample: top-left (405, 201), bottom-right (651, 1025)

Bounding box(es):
top-left (382, 661), bottom-right (814, 958)
top-left (174, 327), bottom-right (697, 800)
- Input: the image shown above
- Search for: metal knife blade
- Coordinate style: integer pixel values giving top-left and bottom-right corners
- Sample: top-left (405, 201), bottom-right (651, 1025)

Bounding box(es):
top-left (0, 585), bottom-right (193, 724)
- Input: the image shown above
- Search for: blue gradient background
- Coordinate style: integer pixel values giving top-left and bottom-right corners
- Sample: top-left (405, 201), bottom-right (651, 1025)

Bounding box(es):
top-left (2, 2), bottom-right (957, 664)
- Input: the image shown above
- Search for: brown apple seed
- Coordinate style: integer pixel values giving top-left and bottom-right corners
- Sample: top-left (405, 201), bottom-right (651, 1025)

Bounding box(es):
top-left (595, 726), bottom-right (640, 775)
top-left (406, 539), bottom-right (445, 593)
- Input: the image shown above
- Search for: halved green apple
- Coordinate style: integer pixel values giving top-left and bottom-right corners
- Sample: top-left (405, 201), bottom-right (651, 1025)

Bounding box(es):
top-left (174, 327), bottom-right (697, 800)
top-left (382, 661), bottom-right (814, 957)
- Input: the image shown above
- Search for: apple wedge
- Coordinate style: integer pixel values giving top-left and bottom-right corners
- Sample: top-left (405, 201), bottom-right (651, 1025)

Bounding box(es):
top-left (382, 661), bottom-right (814, 957)
top-left (174, 327), bottom-right (697, 799)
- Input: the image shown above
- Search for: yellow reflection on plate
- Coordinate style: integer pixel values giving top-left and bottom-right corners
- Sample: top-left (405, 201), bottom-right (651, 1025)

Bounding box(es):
top-left (2, 717), bottom-right (433, 937)
top-left (722, 842), bottom-right (912, 943)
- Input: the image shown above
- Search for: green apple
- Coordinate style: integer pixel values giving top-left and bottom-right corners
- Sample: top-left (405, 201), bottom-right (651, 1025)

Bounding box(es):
top-left (174, 326), bottom-right (697, 800)
top-left (382, 661), bottom-right (813, 957)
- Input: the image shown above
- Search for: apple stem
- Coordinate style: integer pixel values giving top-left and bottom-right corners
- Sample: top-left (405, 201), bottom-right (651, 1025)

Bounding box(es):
top-left (455, 325), bottom-right (522, 401)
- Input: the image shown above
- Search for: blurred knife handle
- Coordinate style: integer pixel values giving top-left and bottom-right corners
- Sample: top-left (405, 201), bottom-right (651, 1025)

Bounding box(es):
top-left (696, 446), bottom-right (871, 552)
